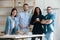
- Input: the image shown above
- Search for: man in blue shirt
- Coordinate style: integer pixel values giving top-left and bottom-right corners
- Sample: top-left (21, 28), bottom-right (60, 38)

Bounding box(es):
top-left (17, 3), bottom-right (31, 34)
top-left (41, 6), bottom-right (55, 40)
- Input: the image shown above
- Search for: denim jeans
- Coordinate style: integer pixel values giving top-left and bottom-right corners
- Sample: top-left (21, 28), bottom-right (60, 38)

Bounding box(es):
top-left (45, 32), bottom-right (54, 40)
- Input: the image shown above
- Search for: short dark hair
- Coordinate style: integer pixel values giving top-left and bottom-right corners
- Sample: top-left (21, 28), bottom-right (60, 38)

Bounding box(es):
top-left (11, 8), bottom-right (17, 17)
top-left (23, 3), bottom-right (29, 7)
top-left (47, 6), bottom-right (52, 10)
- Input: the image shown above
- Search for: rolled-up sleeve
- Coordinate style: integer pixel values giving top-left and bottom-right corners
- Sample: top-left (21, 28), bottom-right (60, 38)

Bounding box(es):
top-left (49, 14), bottom-right (55, 20)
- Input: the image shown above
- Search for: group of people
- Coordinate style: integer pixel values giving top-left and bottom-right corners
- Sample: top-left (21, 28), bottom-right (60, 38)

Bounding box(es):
top-left (4, 3), bottom-right (55, 40)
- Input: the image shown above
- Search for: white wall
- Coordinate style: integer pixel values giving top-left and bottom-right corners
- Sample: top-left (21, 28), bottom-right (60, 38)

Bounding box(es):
top-left (35, 0), bottom-right (60, 40)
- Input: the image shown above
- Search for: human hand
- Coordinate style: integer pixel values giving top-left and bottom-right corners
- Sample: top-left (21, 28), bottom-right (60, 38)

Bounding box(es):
top-left (19, 24), bottom-right (24, 28)
top-left (16, 31), bottom-right (24, 35)
top-left (35, 18), bottom-right (40, 21)
top-left (41, 20), bottom-right (46, 24)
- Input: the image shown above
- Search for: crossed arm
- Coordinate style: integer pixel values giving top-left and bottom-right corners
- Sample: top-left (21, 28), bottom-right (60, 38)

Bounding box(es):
top-left (41, 19), bottom-right (53, 24)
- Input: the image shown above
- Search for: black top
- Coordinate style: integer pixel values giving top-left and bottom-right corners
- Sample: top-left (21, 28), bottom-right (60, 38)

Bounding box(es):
top-left (30, 14), bottom-right (44, 34)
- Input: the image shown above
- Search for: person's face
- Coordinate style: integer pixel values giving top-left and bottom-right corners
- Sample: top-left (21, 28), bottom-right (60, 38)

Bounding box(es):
top-left (47, 8), bottom-right (52, 13)
top-left (12, 10), bottom-right (17, 17)
top-left (23, 5), bottom-right (29, 11)
top-left (36, 8), bottom-right (40, 14)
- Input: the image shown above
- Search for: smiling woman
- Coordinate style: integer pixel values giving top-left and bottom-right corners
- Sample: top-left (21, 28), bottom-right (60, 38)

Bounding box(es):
top-left (4, 8), bottom-right (19, 35)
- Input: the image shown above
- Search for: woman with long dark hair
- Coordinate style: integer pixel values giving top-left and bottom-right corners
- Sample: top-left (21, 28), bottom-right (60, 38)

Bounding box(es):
top-left (30, 7), bottom-right (44, 40)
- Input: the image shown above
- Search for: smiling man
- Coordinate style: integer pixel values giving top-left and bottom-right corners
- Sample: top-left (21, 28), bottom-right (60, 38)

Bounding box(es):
top-left (41, 6), bottom-right (55, 40)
